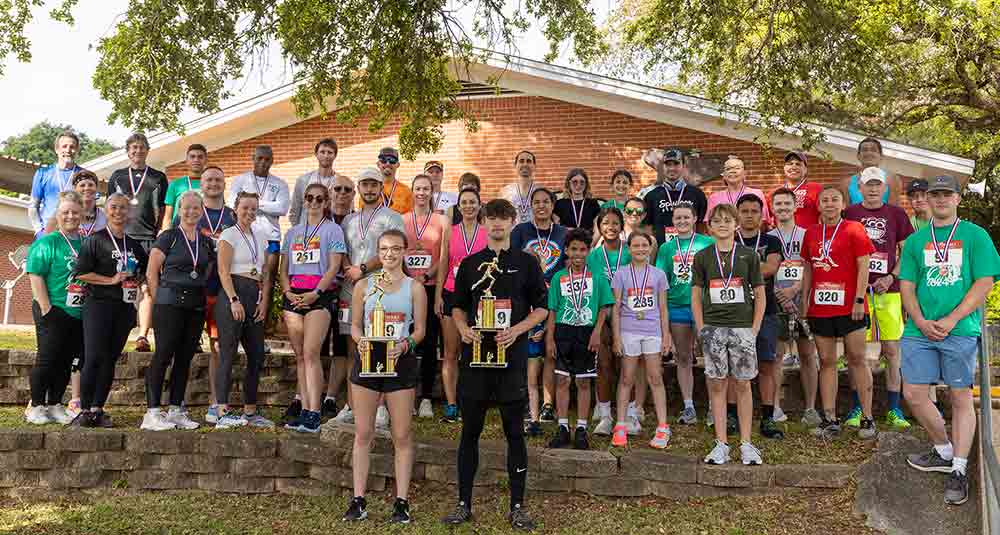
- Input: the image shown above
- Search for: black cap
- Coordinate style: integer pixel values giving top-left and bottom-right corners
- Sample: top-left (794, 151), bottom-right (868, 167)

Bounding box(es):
top-left (906, 178), bottom-right (928, 195)
top-left (927, 175), bottom-right (961, 194)
top-left (784, 151), bottom-right (808, 165)
top-left (663, 149), bottom-right (684, 163)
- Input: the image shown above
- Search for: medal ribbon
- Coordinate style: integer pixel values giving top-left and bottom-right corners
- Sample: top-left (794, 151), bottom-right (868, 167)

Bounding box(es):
top-left (725, 183), bottom-right (747, 207)
top-left (664, 181), bottom-right (687, 207)
top-left (382, 180), bottom-right (398, 209)
top-left (412, 208), bottom-right (433, 241)
top-left (601, 241), bottom-right (623, 282)
top-left (820, 219), bottom-right (843, 262)
top-left (130, 166), bottom-right (149, 199)
top-left (460, 221), bottom-right (480, 256)
top-left (303, 218), bottom-right (326, 251)
top-left (254, 175), bottom-right (270, 199)
top-left (714, 245), bottom-right (737, 291)
top-left (775, 226), bottom-right (797, 259)
top-left (56, 165), bottom-right (78, 191)
top-left (677, 234), bottom-right (697, 266)
top-left (58, 231), bottom-right (79, 258)
top-left (106, 228), bottom-right (130, 271)
top-left (535, 224), bottom-right (554, 262)
top-left (359, 206), bottom-right (382, 242)
top-left (738, 231), bottom-right (762, 255)
top-left (629, 263), bottom-right (650, 307)
top-left (81, 208), bottom-right (99, 237)
top-left (930, 218), bottom-right (961, 263)
top-left (570, 198), bottom-right (584, 228)
top-left (203, 205), bottom-right (225, 236)
top-left (181, 228), bottom-right (200, 271)
top-left (568, 266), bottom-right (588, 313)
top-left (235, 222), bottom-right (259, 269)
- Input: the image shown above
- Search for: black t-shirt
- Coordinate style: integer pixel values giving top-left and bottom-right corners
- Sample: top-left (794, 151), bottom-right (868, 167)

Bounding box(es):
top-left (152, 227), bottom-right (217, 290)
top-left (452, 246), bottom-right (548, 402)
top-left (737, 231), bottom-right (783, 315)
top-left (107, 166), bottom-right (168, 241)
top-left (553, 198), bottom-right (601, 232)
top-left (642, 182), bottom-right (708, 246)
top-left (73, 229), bottom-right (149, 302)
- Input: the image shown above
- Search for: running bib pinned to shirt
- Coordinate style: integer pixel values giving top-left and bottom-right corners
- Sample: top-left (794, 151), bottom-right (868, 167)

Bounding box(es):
top-left (663, 227), bottom-right (679, 241)
top-left (478, 298), bottom-right (512, 329)
top-left (291, 243), bottom-right (320, 265)
top-left (66, 282), bottom-right (86, 308)
top-left (626, 287), bottom-right (655, 311)
top-left (869, 252), bottom-right (889, 274)
top-left (776, 260), bottom-right (804, 282)
top-left (709, 278), bottom-right (744, 304)
top-left (923, 241), bottom-right (963, 268)
top-left (559, 275), bottom-right (592, 298)
top-left (672, 255), bottom-right (693, 282)
top-left (404, 252), bottom-right (432, 271)
top-left (122, 280), bottom-right (139, 304)
top-left (813, 282), bottom-right (846, 306)
top-left (338, 300), bottom-right (350, 323)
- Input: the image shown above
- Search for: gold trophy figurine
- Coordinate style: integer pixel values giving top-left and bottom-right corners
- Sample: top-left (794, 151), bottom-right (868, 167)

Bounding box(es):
top-left (359, 271), bottom-right (398, 377)
top-left (470, 257), bottom-right (507, 368)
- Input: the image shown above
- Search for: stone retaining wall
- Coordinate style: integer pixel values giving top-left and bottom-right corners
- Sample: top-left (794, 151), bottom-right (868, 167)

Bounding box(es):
top-left (0, 422), bottom-right (854, 497)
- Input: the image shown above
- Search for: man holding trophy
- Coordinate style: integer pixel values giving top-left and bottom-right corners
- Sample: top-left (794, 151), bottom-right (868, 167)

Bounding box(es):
top-left (442, 199), bottom-right (548, 532)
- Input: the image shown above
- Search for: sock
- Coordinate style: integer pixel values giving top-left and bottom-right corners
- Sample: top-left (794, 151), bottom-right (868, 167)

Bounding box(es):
top-left (576, 419), bottom-right (588, 429)
top-left (558, 418), bottom-right (569, 429)
top-left (325, 395), bottom-right (335, 402)
top-left (683, 399), bottom-right (694, 410)
top-left (598, 401), bottom-right (611, 419)
top-left (727, 404), bottom-right (737, 418)
top-left (761, 404), bottom-right (774, 420)
top-left (146, 408), bottom-right (159, 416)
top-left (935, 442), bottom-right (955, 461)
top-left (952, 457), bottom-right (968, 475)
top-left (887, 390), bottom-right (901, 412)
top-left (851, 390), bottom-right (861, 411)
top-left (168, 405), bottom-right (181, 413)
top-left (627, 401), bottom-right (637, 417)
top-left (295, 393), bottom-right (302, 401)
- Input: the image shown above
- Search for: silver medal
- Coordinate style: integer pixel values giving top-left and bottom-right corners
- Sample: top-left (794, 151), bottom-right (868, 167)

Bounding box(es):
top-left (190, 270), bottom-right (199, 280)
top-left (129, 197), bottom-right (139, 206)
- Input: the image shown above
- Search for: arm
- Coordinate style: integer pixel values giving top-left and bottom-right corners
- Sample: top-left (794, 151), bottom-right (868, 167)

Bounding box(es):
top-left (937, 277), bottom-right (996, 335)
top-left (29, 170), bottom-right (45, 233)
top-left (350, 279), bottom-right (368, 345)
top-left (853, 255), bottom-right (871, 320)
top-left (145, 248), bottom-right (165, 304)
top-left (28, 275), bottom-right (52, 315)
top-left (658, 289), bottom-right (672, 353)
top-left (611, 288), bottom-right (623, 355)
top-left (589, 306), bottom-right (608, 353)
top-left (899, 280), bottom-right (942, 341)
top-left (258, 181), bottom-right (290, 217)
top-left (752, 286), bottom-right (766, 334)
top-left (544, 311), bottom-right (557, 361)
top-left (160, 206), bottom-right (174, 232)
top-left (451, 307), bottom-right (480, 344)
top-left (799, 261), bottom-right (812, 314)
top-left (760, 251), bottom-right (781, 278)
top-left (690, 286), bottom-right (704, 333)
top-left (391, 282), bottom-right (427, 359)
top-left (434, 228), bottom-right (450, 316)
top-left (288, 177), bottom-right (304, 226)
top-left (279, 249), bottom-right (295, 306)
top-left (256, 251), bottom-right (273, 322)
top-left (500, 307), bottom-right (549, 349)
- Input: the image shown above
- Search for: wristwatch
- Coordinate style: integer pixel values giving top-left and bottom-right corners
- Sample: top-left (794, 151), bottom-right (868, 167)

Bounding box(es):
top-left (231, 296), bottom-right (240, 304)
top-left (855, 297), bottom-right (864, 305)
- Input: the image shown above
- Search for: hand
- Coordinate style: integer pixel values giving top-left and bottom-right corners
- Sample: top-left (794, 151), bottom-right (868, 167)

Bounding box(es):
top-left (40, 302), bottom-right (52, 316)
top-left (931, 316), bottom-right (958, 338)
top-left (111, 272), bottom-right (129, 285)
top-left (495, 325), bottom-right (521, 348)
top-left (587, 331), bottom-right (602, 353)
top-left (751, 324), bottom-right (760, 337)
top-left (873, 275), bottom-right (893, 294)
top-left (358, 339), bottom-right (370, 354)
top-left (529, 328), bottom-right (544, 342)
top-left (254, 301), bottom-right (267, 323)
top-left (387, 339), bottom-right (406, 359)
top-left (413, 273), bottom-right (426, 285)
top-left (231, 301), bottom-right (245, 322)
top-left (851, 302), bottom-right (865, 321)
top-left (458, 324), bottom-right (480, 345)
top-left (614, 339), bottom-right (624, 357)
top-left (661, 333), bottom-right (674, 356)
top-left (434, 296), bottom-right (444, 317)
top-left (345, 266), bottom-right (363, 282)
top-left (299, 291), bottom-right (319, 306)
top-left (915, 318), bottom-right (947, 342)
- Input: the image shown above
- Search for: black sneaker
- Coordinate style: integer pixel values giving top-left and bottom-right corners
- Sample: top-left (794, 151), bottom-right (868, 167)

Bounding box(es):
top-left (93, 411), bottom-right (113, 428)
top-left (907, 448), bottom-right (953, 473)
top-left (760, 418), bottom-right (785, 440)
top-left (508, 504), bottom-right (536, 532)
top-left (858, 418), bottom-right (878, 440)
top-left (69, 410), bottom-right (96, 428)
top-left (944, 470), bottom-right (969, 505)
top-left (390, 497), bottom-right (411, 524)
top-left (523, 404), bottom-right (532, 422)
top-left (283, 399), bottom-right (303, 425)
top-left (524, 420), bottom-right (543, 437)
top-left (573, 426), bottom-right (590, 450)
top-left (342, 496), bottom-right (367, 521)
top-left (441, 501), bottom-right (472, 525)
top-left (811, 416), bottom-right (841, 440)
top-left (548, 425), bottom-right (571, 448)
top-left (321, 398), bottom-right (338, 419)
top-left (726, 413), bottom-right (738, 435)
top-left (539, 404), bottom-right (555, 423)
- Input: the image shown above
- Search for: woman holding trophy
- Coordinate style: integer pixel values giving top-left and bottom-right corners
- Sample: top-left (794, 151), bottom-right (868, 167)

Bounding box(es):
top-left (344, 229), bottom-right (427, 524)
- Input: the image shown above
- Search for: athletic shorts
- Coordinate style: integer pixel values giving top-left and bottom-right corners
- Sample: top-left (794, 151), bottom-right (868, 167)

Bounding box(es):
top-left (621, 332), bottom-right (661, 357)
top-left (440, 289), bottom-right (457, 317)
top-left (527, 322), bottom-right (545, 360)
top-left (777, 312), bottom-right (810, 341)
top-left (282, 289), bottom-right (336, 315)
top-left (669, 306), bottom-right (693, 325)
top-left (267, 240), bottom-right (281, 255)
top-left (808, 315), bottom-right (869, 339)
top-left (900, 335), bottom-right (978, 389)
top-left (554, 324), bottom-right (597, 378)
top-left (755, 314), bottom-right (779, 362)
top-left (700, 325), bottom-right (757, 381)
top-left (350, 351), bottom-right (418, 393)
top-left (204, 294), bottom-right (219, 339)
top-left (866, 292), bottom-right (904, 342)
top-left (331, 319), bottom-right (349, 357)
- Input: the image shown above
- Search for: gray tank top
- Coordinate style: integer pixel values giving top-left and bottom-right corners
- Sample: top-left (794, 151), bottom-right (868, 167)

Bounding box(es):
top-left (363, 274), bottom-right (414, 338)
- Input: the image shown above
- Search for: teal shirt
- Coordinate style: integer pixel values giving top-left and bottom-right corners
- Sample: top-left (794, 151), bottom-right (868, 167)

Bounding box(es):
top-left (587, 241), bottom-right (631, 286)
top-left (26, 232), bottom-right (84, 319)
top-left (601, 199), bottom-right (626, 212)
top-left (547, 266), bottom-right (614, 327)
top-left (164, 176), bottom-right (201, 216)
top-left (656, 233), bottom-right (715, 308)
top-left (899, 220), bottom-right (1000, 338)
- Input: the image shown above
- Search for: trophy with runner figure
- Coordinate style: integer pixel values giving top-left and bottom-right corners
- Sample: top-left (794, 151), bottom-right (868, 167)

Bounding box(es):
top-left (470, 257), bottom-right (510, 368)
top-left (359, 270), bottom-right (399, 377)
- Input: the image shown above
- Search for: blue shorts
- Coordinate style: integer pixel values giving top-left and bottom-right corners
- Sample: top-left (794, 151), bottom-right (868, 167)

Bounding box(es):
top-left (669, 306), bottom-right (693, 325)
top-left (267, 240), bottom-right (281, 254)
top-left (527, 322), bottom-right (545, 359)
top-left (755, 314), bottom-right (778, 362)
top-left (900, 335), bottom-right (979, 389)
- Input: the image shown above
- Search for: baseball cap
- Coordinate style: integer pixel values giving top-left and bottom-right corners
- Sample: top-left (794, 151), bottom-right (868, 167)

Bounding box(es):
top-left (663, 149), bottom-right (684, 163)
top-left (356, 167), bottom-right (383, 184)
top-left (860, 167), bottom-right (886, 184)
top-left (927, 175), bottom-right (961, 193)
top-left (784, 151), bottom-right (808, 165)
top-left (424, 160), bottom-right (443, 172)
top-left (379, 146), bottom-right (399, 157)
top-left (906, 178), bottom-right (928, 195)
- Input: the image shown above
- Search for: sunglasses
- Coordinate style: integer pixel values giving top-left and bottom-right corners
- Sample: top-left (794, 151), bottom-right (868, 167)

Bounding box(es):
top-left (332, 186), bottom-right (354, 193)
top-left (378, 155), bottom-right (399, 165)
top-left (304, 194), bottom-right (327, 204)
top-left (623, 208), bottom-right (645, 216)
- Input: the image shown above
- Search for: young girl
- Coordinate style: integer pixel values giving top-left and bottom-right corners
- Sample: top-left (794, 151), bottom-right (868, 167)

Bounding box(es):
top-left (601, 169), bottom-right (633, 212)
top-left (611, 231), bottom-right (673, 449)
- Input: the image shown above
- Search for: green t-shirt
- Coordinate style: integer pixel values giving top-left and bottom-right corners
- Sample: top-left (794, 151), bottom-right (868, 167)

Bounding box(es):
top-left (601, 199), bottom-right (626, 212)
top-left (164, 176), bottom-right (201, 215)
top-left (547, 266), bottom-right (614, 327)
top-left (899, 219), bottom-right (1000, 338)
top-left (25, 232), bottom-right (84, 319)
top-left (910, 215), bottom-right (930, 232)
top-left (656, 233), bottom-right (715, 308)
top-left (587, 242), bottom-right (631, 286)
top-left (691, 243), bottom-right (763, 328)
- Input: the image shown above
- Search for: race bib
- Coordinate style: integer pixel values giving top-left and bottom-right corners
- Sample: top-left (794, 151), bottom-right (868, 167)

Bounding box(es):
top-left (868, 252), bottom-right (888, 274)
top-left (122, 280), bottom-right (139, 304)
top-left (663, 226), bottom-right (679, 241)
top-left (478, 298), bottom-right (512, 329)
top-left (709, 278), bottom-right (744, 304)
top-left (672, 255), bottom-right (693, 282)
top-left (776, 260), bottom-right (804, 282)
top-left (382, 311), bottom-right (406, 338)
top-left (626, 287), bottom-right (655, 311)
top-left (291, 243), bottom-right (320, 265)
top-left (559, 275), bottom-right (592, 298)
top-left (338, 300), bottom-right (350, 323)
top-left (813, 282), bottom-right (845, 306)
top-left (66, 282), bottom-right (86, 308)
top-left (404, 252), bottom-right (432, 272)
top-left (923, 241), bottom-right (963, 268)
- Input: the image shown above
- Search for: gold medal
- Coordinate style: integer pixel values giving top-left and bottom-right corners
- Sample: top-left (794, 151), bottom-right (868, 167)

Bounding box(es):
top-left (636, 312), bottom-right (645, 321)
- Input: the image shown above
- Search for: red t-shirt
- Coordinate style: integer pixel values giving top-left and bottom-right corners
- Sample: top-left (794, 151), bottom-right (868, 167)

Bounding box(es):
top-left (772, 182), bottom-right (823, 228)
top-left (802, 219), bottom-right (876, 318)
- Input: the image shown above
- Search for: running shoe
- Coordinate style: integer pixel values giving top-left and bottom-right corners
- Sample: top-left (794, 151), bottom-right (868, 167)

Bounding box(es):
top-left (800, 408), bottom-right (823, 428)
top-left (442, 502), bottom-right (472, 525)
top-left (205, 405), bottom-right (221, 424)
top-left (166, 407), bottom-right (200, 430)
top-left (93, 411), bottom-right (113, 428)
top-left (611, 423), bottom-right (628, 448)
top-left (441, 403), bottom-right (460, 423)
top-left (539, 404), bottom-right (555, 423)
top-left (282, 399), bottom-right (302, 426)
top-left (245, 411), bottom-right (275, 428)
top-left (263, 342), bottom-right (272, 355)
top-left (740, 442), bottom-right (763, 465)
top-left (25, 405), bottom-right (52, 425)
top-left (418, 398), bottom-right (434, 419)
top-left (944, 471), bottom-right (969, 505)
top-left (47, 404), bottom-right (73, 425)
top-left (69, 410), bottom-right (96, 428)
top-left (216, 411), bottom-right (247, 429)
top-left (782, 353), bottom-right (799, 367)
top-left (772, 407), bottom-right (788, 423)
top-left (524, 420), bottom-right (543, 437)
top-left (811, 416), bottom-right (841, 440)
top-left (704, 440), bottom-right (731, 465)
top-left (626, 414), bottom-right (642, 436)
top-left (591, 404), bottom-right (601, 422)
top-left (593, 417), bottom-right (614, 436)
top-left (885, 408), bottom-right (911, 429)
top-left (844, 406), bottom-right (862, 428)
top-left (508, 504), bottom-right (536, 532)
top-left (284, 413), bottom-right (305, 431)
top-left (375, 405), bottom-right (390, 430)
top-left (342, 496), bottom-right (367, 522)
top-left (302, 411), bottom-right (323, 434)
top-left (548, 425), bottom-right (571, 449)
top-left (649, 425), bottom-right (671, 449)
top-left (141, 410), bottom-right (177, 431)
top-left (321, 398), bottom-right (338, 419)
top-left (335, 404), bottom-right (354, 424)
top-left (760, 418), bottom-right (785, 440)
top-left (858, 418), bottom-right (878, 440)
top-left (907, 449), bottom-right (953, 473)
top-left (66, 399), bottom-right (81, 419)
top-left (677, 406), bottom-right (698, 425)
top-left (573, 426), bottom-right (590, 450)
top-left (390, 497), bottom-right (411, 524)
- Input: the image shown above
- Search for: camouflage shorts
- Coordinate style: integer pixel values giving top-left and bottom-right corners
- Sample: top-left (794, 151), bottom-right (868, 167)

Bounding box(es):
top-left (699, 325), bottom-right (758, 380)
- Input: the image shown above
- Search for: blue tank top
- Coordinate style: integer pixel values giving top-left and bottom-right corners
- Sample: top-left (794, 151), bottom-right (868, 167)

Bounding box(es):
top-left (848, 174), bottom-right (891, 205)
top-left (363, 274), bottom-right (414, 338)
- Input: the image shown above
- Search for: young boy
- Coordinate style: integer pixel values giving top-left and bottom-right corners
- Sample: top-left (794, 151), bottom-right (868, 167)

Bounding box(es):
top-left (692, 204), bottom-right (766, 465)
top-left (545, 228), bottom-right (613, 450)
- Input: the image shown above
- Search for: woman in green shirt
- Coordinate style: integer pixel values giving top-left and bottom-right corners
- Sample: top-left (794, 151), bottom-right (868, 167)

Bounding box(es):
top-left (654, 203), bottom-right (714, 424)
top-left (25, 191), bottom-right (86, 425)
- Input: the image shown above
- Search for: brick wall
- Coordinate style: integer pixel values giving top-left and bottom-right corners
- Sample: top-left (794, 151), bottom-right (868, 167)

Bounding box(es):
top-left (0, 229), bottom-right (34, 325)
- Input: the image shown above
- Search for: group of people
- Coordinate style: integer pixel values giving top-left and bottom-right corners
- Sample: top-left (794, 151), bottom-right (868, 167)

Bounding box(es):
top-left (23, 129), bottom-right (1000, 528)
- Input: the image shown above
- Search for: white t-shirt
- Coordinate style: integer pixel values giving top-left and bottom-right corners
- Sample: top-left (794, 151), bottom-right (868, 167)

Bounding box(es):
top-left (219, 221), bottom-right (271, 276)
top-left (434, 191), bottom-right (458, 214)
top-left (227, 172), bottom-right (290, 242)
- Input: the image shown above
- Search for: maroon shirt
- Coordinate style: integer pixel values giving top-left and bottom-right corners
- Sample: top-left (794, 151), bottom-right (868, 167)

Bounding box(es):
top-left (844, 203), bottom-right (914, 292)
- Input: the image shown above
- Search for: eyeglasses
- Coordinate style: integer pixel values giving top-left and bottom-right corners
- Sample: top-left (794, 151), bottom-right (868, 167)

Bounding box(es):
top-left (379, 245), bottom-right (404, 254)
top-left (378, 155), bottom-right (399, 165)
top-left (304, 194), bottom-right (327, 204)
top-left (623, 208), bottom-right (645, 216)
top-left (332, 186), bottom-right (354, 193)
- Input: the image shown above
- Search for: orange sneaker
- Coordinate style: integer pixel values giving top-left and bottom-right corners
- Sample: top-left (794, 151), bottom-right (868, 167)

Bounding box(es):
top-left (649, 425), bottom-right (672, 449)
top-left (611, 424), bottom-right (628, 448)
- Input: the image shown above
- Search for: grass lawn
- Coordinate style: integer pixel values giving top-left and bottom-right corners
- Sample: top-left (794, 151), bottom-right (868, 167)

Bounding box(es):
top-left (0, 481), bottom-right (878, 534)
top-left (0, 329), bottom-right (141, 353)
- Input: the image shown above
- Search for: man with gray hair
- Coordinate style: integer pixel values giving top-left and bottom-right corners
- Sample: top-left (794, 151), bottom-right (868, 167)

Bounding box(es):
top-left (29, 131), bottom-right (81, 239)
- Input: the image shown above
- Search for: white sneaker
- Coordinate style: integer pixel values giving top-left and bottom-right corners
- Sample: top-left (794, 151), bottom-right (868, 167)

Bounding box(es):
top-left (25, 405), bottom-right (53, 425)
top-left (593, 417), bottom-right (614, 436)
top-left (626, 414), bottom-right (642, 436)
top-left (740, 442), bottom-right (764, 465)
top-left (141, 410), bottom-right (177, 431)
top-left (165, 406), bottom-right (200, 430)
top-left (704, 440), bottom-right (730, 465)
top-left (48, 404), bottom-right (73, 425)
top-left (335, 404), bottom-right (354, 424)
top-left (375, 405), bottom-right (390, 430)
top-left (772, 407), bottom-right (788, 423)
top-left (418, 399), bottom-right (434, 419)
top-left (591, 404), bottom-right (601, 421)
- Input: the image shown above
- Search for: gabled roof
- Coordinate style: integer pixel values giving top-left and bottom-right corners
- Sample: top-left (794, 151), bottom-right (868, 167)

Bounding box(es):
top-left (83, 51), bottom-right (975, 180)
top-left (0, 155), bottom-right (41, 194)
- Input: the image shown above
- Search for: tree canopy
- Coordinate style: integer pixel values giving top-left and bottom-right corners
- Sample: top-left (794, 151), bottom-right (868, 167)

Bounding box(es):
top-left (1, 120), bottom-right (117, 165)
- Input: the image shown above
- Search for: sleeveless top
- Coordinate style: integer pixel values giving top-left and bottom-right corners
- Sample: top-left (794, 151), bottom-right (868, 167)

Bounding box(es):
top-left (363, 274), bottom-right (414, 338)
top-left (848, 174), bottom-right (891, 205)
top-left (444, 222), bottom-right (487, 292)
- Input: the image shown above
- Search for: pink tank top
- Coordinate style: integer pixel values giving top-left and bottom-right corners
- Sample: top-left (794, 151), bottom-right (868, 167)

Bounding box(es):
top-left (444, 222), bottom-right (487, 292)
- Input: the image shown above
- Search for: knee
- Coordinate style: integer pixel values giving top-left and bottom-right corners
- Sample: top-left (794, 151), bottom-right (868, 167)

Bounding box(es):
top-left (645, 368), bottom-right (664, 387)
top-left (576, 380), bottom-right (591, 393)
top-left (557, 376), bottom-right (571, 390)
top-left (903, 383), bottom-right (927, 405)
top-left (675, 349), bottom-right (693, 367)
top-left (391, 428), bottom-right (413, 448)
top-left (354, 426), bottom-right (375, 447)
top-left (735, 379), bottom-right (751, 393)
top-left (950, 389), bottom-right (974, 410)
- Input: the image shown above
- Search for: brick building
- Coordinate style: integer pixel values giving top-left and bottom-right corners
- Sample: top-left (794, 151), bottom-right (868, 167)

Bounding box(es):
top-left (0, 156), bottom-right (38, 325)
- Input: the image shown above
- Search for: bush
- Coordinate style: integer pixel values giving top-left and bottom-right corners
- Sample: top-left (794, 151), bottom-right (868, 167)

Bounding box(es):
top-left (987, 282), bottom-right (1000, 324)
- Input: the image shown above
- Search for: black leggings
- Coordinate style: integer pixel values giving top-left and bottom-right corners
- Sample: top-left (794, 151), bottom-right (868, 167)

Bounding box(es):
top-left (81, 299), bottom-right (136, 409)
top-left (146, 302), bottom-right (205, 408)
top-left (30, 302), bottom-right (83, 406)
top-left (214, 276), bottom-right (266, 406)
top-left (418, 284), bottom-right (441, 399)
top-left (457, 397), bottom-right (528, 510)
